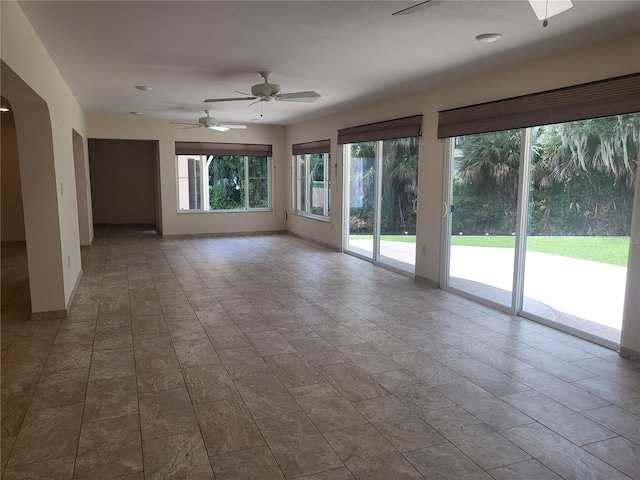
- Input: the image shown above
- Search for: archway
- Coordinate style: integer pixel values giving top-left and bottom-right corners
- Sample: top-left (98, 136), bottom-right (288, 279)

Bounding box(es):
top-left (1, 61), bottom-right (67, 317)
top-left (1, 96), bottom-right (31, 322)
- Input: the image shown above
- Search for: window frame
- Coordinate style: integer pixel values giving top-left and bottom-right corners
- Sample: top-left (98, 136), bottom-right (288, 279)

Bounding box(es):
top-left (295, 152), bottom-right (331, 220)
top-left (176, 153), bottom-right (272, 213)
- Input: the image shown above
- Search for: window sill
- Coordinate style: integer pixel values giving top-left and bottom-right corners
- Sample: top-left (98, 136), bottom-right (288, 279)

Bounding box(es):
top-left (177, 208), bottom-right (272, 214)
top-left (291, 211), bottom-right (331, 223)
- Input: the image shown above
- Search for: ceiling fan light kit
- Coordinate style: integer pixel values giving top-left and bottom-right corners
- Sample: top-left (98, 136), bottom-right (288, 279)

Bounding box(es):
top-left (171, 110), bottom-right (247, 132)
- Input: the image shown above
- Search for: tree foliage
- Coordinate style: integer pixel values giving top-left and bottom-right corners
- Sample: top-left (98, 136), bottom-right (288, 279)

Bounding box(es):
top-left (453, 114), bottom-right (639, 236)
top-left (208, 155), bottom-right (270, 210)
top-left (349, 138), bottom-right (419, 234)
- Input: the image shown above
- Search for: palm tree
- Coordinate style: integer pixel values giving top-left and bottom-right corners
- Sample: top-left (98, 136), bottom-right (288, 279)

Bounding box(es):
top-left (382, 137), bottom-right (419, 233)
top-left (454, 129), bottom-right (522, 234)
top-left (549, 115), bottom-right (638, 187)
top-left (348, 139), bottom-right (420, 234)
top-left (453, 114), bottom-right (639, 236)
top-left (534, 114), bottom-right (638, 235)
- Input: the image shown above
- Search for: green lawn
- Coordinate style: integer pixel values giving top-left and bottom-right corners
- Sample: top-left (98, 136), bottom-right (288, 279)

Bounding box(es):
top-left (352, 235), bottom-right (418, 243)
top-left (350, 235), bottom-right (631, 266)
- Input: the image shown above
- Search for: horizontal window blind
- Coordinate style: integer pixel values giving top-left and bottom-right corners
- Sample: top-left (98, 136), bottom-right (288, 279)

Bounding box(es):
top-left (175, 142), bottom-right (272, 157)
top-left (337, 115), bottom-right (422, 144)
top-left (438, 73), bottom-right (640, 138)
top-left (292, 139), bottom-right (331, 155)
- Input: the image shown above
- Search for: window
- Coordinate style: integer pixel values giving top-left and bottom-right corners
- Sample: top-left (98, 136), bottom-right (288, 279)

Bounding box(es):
top-left (177, 153), bottom-right (271, 211)
top-left (296, 152), bottom-right (331, 218)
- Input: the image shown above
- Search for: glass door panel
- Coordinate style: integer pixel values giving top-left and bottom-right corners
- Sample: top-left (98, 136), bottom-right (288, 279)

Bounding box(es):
top-left (522, 114), bottom-right (639, 343)
top-left (345, 142), bottom-right (375, 259)
top-left (379, 137), bottom-right (419, 271)
top-left (448, 130), bottom-right (522, 307)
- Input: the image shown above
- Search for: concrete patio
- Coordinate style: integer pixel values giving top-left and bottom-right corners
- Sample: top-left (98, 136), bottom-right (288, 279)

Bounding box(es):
top-left (348, 239), bottom-right (627, 343)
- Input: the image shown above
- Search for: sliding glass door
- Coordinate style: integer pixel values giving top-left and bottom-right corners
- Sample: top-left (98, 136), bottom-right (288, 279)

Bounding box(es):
top-left (344, 137), bottom-right (419, 272)
top-left (521, 115), bottom-right (638, 343)
top-left (445, 113), bottom-right (638, 345)
top-left (448, 130), bottom-right (522, 307)
top-left (345, 142), bottom-right (376, 260)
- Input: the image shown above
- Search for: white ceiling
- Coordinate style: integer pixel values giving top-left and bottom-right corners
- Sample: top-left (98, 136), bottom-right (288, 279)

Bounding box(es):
top-left (17, 0), bottom-right (640, 125)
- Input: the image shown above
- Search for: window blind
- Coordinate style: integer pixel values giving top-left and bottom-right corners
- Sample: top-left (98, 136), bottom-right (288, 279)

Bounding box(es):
top-left (337, 115), bottom-right (422, 144)
top-left (292, 139), bottom-right (331, 155)
top-left (437, 73), bottom-right (640, 138)
top-left (175, 142), bottom-right (272, 157)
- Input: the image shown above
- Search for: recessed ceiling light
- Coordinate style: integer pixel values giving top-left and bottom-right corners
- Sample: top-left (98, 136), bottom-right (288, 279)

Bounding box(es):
top-left (134, 85), bottom-right (152, 91)
top-left (0, 107), bottom-right (9, 112)
top-left (475, 33), bottom-right (502, 43)
top-left (129, 111), bottom-right (143, 115)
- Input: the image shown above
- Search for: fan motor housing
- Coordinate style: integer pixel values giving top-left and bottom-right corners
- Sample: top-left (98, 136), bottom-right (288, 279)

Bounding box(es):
top-left (251, 82), bottom-right (280, 99)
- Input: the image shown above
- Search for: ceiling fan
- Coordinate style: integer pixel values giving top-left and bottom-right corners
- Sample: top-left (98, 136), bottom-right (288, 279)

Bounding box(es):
top-left (392, 0), bottom-right (573, 26)
top-left (205, 71), bottom-right (320, 105)
top-left (171, 110), bottom-right (247, 132)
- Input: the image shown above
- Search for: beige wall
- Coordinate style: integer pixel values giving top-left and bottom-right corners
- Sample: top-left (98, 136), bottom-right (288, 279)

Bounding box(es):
top-left (86, 116), bottom-right (288, 236)
top-left (88, 139), bottom-right (158, 225)
top-left (1, 0), bottom-right (89, 313)
top-left (1, 105), bottom-right (26, 243)
top-left (285, 32), bottom-right (640, 353)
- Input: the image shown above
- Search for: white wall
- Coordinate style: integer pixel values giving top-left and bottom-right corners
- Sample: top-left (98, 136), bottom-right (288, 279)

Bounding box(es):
top-left (86, 116), bottom-right (288, 236)
top-left (1, 0), bottom-right (90, 313)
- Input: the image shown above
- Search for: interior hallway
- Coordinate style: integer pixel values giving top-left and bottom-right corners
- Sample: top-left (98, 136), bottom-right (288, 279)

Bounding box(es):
top-left (1, 228), bottom-right (640, 479)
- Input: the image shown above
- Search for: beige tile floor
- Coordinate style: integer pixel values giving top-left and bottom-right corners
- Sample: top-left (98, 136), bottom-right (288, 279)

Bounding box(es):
top-left (2, 227), bottom-right (640, 479)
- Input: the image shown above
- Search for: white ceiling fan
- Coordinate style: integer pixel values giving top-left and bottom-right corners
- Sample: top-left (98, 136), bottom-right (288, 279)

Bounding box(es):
top-left (171, 110), bottom-right (247, 132)
top-left (205, 71), bottom-right (320, 105)
top-left (392, 0), bottom-right (573, 26)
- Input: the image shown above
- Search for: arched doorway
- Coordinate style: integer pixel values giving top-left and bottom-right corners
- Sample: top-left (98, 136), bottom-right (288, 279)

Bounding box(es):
top-left (1, 97), bottom-right (32, 334)
top-left (1, 61), bottom-right (67, 317)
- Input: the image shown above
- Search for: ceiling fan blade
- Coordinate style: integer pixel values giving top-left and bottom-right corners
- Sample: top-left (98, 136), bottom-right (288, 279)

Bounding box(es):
top-left (210, 125), bottom-right (230, 132)
top-left (220, 124), bottom-right (247, 130)
top-left (171, 121), bottom-right (199, 126)
top-left (392, 0), bottom-right (442, 16)
top-left (528, 0), bottom-right (573, 21)
top-left (275, 91), bottom-right (321, 103)
top-left (204, 97), bottom-right (259, 103)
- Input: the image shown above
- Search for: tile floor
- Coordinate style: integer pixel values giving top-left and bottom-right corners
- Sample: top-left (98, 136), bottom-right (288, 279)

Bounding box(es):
top-left (1, 227), bottom-right (640, 479)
